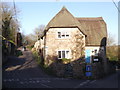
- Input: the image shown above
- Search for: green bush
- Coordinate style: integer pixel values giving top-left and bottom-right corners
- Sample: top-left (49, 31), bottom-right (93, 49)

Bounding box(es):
top-left (15, 50), bottom-right (23, 57)
top-left (32, 51), bottom-right (56, 76)
top-left (33, 51), bottom-right (41, 64)
top-left (62, 58), bottom-right (71, 62)
top-left (106, 45), bottom-right (118, 61)
top-left (26, 45), bottom-right (34, 50)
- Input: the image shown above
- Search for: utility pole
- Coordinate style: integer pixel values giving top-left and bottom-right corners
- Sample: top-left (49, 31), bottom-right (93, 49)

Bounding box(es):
top-left (13, 0), bottom-right (18, 46)
top-left (112, 0), bottom-right (120, 13)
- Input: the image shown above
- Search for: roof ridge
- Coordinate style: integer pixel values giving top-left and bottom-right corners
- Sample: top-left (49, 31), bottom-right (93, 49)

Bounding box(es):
top-left (76, 17), bottom-right (103, 21)
top-left (61, 6), bottom-right (67, 10)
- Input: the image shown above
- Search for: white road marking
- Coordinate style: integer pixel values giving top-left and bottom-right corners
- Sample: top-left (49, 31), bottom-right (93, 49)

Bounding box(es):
top-left (20, 77), bottom-right (69, 81)
top-left (4, 78), bottom-right (53, 88)
top-left (41, 80), bottom-right (50, 83)
top-left (3, 79), bottom-right (20, 82)
top-left (29, 78), bottom-right (33, 80)
top-left (29, 81), bottom-right (32, 83)
top-left (90, 80), bottom-right (96, 84)
top-left (16, 79), bottom-right (19, 81)
top-left (79, 83), bottom-right (83, 86)
top-left (3, 78), bottom-right (51, 84)
top-left (74, 80), bottom-right (90, 88)
top-left (8, 79), bottom-right (12, 82)
top-left (41, 83), bottom-right (53, 88)
top-left (20, 82), bottom-right (24, 84)
top-left (36, 81), bottom-right (40, 83)
top-left (74, 80), bottom-right (97, 88)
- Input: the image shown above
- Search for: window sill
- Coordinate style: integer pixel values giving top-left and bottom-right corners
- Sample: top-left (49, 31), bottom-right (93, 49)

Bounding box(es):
top-left (56, 38), bottom-right (71, 40)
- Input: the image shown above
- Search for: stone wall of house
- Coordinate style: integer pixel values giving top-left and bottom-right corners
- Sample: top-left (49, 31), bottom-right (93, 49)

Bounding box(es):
top-left (44, 27), bottom-right (85, 65)
top-left (34, 40), bottom-right (41, 52)
top-left (43, 27), bottom-right (86, 78)
top-left (49, 62), bottom-right (66, 77)
top-left (71, 30), bottom-right (85, 61)
top-left (72, 59), bottom-right (86, 79)
top-left (48, 60), bottom-right (86, 78)
top-left (42, 28), bottom-right (112, 79)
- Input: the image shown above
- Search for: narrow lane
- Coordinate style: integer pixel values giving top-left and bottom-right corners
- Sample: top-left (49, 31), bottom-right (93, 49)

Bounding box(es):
top-left (2, 49), bottom-right (53, 88)
top-left (2, 48), bottom-right (119, 88)
top-left (78, 71), bottom-right (118, 88)
top-left (2, 49), bottom-right (85, 88)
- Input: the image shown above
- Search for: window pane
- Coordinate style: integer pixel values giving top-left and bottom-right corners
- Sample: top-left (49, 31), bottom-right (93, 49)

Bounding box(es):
top-left (58, 51), bottom-right (61, 58)
top-left (66, 32), bottom-right (69, 37)
top-left (66, 51), bottom-right (69, 58)
top-left (58, 32), bottom-right (61, 38)
top-left (66, 34), bottom-right (69, 37)
top-left (94, 49), bottom-right (98, 56)
top-left (62, 32), bottom-right (65, 38)
top-left (62, 34), bottom-right (65, 37)
top-left (62, 51), bottom-right (65, 58)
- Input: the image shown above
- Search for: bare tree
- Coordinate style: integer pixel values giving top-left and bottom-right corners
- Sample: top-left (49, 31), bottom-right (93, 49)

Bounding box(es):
top-left (107, 33), bottom-right (116, 46)
top-left (1, 2), bottom-right (20, 43)
top-left (106, 33), bottom-right (118, 61)
top-left (34, 25), bottom-right (45, 40)
top-left (22, 25), bottom-right (45, 49)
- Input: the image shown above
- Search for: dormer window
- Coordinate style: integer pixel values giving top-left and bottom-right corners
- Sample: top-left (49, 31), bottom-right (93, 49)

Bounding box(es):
top-left (58, 31), bottom-right (69, 38)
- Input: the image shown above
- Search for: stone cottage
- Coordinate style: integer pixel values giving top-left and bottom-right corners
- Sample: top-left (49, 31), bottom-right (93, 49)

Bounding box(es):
top-left (40, 7), bottom-right (108, 79)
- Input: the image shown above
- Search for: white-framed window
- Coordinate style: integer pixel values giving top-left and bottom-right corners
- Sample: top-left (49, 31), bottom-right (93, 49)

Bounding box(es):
top-left (57, 31), bottom-right (69, 38)
top-left (94, 49), bottom-right (98, 56)
top-left (57, 50), bottom-right (70, 59)
top-left (66, 32), bottom-right (69, 37)
top-left (58, 32), bottom-right (61, 38)
top-left (92, 49), bottom-right (98, 56)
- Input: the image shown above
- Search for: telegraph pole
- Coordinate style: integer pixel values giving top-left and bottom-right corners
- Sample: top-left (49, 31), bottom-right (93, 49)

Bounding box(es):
top-left (13, 0), bottom-right (18, 46)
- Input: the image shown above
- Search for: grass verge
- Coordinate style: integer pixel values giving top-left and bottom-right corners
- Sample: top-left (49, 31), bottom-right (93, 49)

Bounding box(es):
top-left (32, 51), bottom-right (56, 76)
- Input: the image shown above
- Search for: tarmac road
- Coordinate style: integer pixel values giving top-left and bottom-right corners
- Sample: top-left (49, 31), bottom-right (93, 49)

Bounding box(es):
top-left (2, 48), bottom-right (119, 88)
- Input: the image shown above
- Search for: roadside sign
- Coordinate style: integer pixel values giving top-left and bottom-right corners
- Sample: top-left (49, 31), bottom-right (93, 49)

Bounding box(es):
top-left (85, 49), bottom-right (91, 63)
top-left (85, 72), bottom-right (92, 77)
top-left (86, 65), bottom-right (92, 71)
top-left (94, 59), bottom-right (99, 61)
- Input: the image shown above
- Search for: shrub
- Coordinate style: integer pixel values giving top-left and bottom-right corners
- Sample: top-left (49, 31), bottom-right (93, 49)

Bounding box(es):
top-left (26, 45), bottom-right (34, 50)
top-left (106, 45), bottom-right (118, 61)
top-left (32, 51), bottom-right (41, 65)
top-left (15, 50), bottom-right (23, 57)
top-left (61, 58), bottom-right (71, 62)
top-left (32, 51), bottom-right (56, 76)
